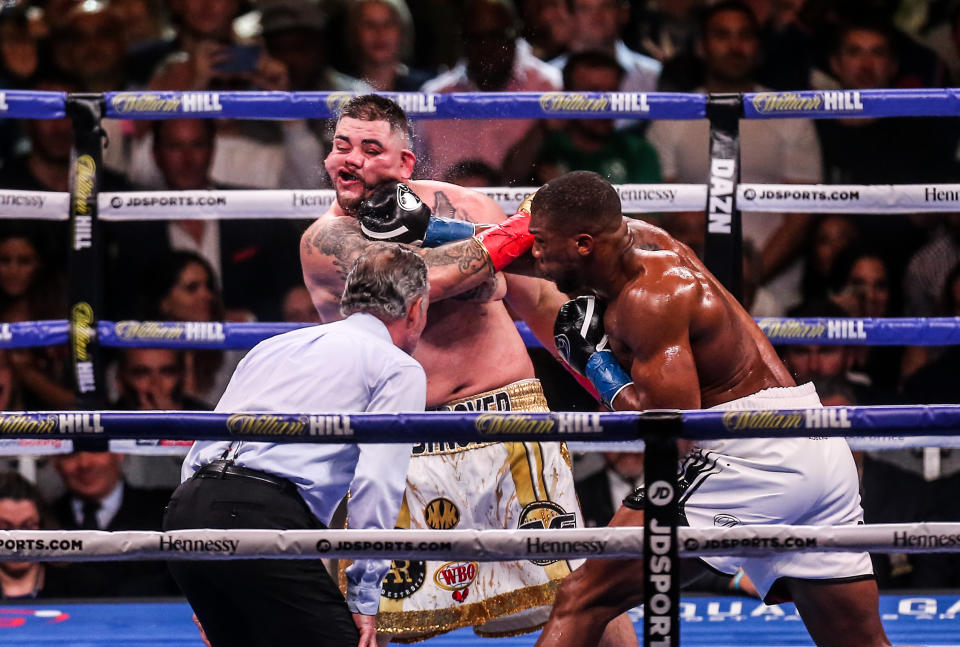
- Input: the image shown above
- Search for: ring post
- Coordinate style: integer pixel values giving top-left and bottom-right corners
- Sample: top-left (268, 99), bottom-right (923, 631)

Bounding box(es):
top-left (65, 94), bottom-right (107, 431)
top-left (704, 93), bottom-right (744, 300)
top-left (641, 410), bottom-right (682, 647)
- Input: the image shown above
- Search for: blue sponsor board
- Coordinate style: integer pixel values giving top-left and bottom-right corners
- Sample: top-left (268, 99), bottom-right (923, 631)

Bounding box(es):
top-left (0, 595), bottom-right (955, 645)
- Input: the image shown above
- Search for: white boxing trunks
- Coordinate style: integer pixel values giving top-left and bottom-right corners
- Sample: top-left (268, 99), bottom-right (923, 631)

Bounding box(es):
top-left (373, 379), bottom-right (583, 641)
top-left (648, 382), bottom-right (873, 604)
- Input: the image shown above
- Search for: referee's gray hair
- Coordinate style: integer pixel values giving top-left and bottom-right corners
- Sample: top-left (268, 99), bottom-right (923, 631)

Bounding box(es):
top-left (340, 244), bottom-right (428, 321)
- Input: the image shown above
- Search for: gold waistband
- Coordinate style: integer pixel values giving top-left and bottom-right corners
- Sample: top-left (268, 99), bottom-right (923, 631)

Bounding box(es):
top-left (414, 380), bottom-right (549, 457)
top-left (435, 378), bottom-right (548, 413)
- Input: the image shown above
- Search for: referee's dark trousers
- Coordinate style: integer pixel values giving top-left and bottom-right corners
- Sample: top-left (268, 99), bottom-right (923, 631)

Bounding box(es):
top-left (163, 461), bottom-right (360, 647)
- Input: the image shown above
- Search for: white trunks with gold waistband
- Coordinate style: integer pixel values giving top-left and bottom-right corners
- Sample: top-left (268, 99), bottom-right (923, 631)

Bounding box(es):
top-left (374, 378), bottom-right (583, 642)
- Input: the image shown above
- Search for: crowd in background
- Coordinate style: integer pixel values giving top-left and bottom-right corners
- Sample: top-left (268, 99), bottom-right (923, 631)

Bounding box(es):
top-left (0, 0), bottom-right (959, 598)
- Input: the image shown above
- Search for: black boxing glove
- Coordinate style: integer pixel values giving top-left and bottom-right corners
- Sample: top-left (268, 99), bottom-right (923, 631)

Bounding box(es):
top-left (358, 181), bottom-right (475, 247)
top-left (554, 296), bottom-right (633, 407)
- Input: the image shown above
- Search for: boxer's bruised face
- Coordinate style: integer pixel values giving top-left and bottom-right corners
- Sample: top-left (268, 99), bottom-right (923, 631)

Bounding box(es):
top-left (325, 117), bottom-right (414, 214)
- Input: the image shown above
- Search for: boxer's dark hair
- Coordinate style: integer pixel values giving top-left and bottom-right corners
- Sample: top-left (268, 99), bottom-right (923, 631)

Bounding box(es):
top-left (339, 94), bottom-right (411, 143)
top-left (532, 170), bottom-right (622, 234)
top-left (341, 244), bottom-right (428, 321)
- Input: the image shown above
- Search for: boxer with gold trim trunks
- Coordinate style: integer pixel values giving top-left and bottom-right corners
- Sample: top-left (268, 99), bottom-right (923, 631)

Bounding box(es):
top-left (367, 378), bottom-right (583, 641)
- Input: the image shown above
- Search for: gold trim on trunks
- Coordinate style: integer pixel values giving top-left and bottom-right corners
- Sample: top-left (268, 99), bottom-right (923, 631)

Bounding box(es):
top-left (413, 379), bottom-right (549, 457)
top-left (377, 579), bottom-right (559, 641)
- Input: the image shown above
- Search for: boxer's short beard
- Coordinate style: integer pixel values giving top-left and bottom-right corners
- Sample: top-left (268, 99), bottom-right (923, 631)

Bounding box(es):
top-left (554, 268), bottom-right (583, 295)
top-left (337, 191), bottom-right (364, 214)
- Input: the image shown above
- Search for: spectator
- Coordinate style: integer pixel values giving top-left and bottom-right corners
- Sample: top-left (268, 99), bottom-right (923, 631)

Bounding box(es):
top-left (51, 1), bottom-right (128, 93)
top-left (863, 266), bottom-right (960, 589)
top-left (742, 238), bottom-right (781, 316)
top-left (828, 247), bottom-right (902, 391)
top-left (281, 286), bottom-right (321, 324)
top-left (504, 50), bottom-right (661, 185)
top-left (51, 451), bottom-right (177, 596)
top-left (623, 0), bottom-right (701, 66)
top-left (419, 0), bottom-right (561, 177)
top-left (114, 348), bottom-right (211, 412)
top-left (517, 0), bottom-right (571, 61)
top-left (818, 19), bottom-right (959, 185)
top-left (442, 159), bottom-right (503, 188)
top-left (801, 215), bottom-right (861, 304)
top-left (0, 472), bottom-right (105, 598)
top-left (646, 0), bottom-right (822, 312)
top-left (345, 0), bottom-right (431, 91)
top-left (0, 227), bottom-right (64, 323)
top-left (137, 251), bottom-right (243, 406)
top-left (550, 0), bottom-right (661, 95)
top-left (107, 119), bottom-right (302, 321)
top-left (903, 213), bottom-right (960, 317)
top-left (112, 348), bottom-right (210, 490)
top-left (260, 0), bottom-right (373, 188)
top-left (0, 75), bottom-right (131, 197)
top-left (0, 228), bottom-right (71, 410)
top-left (0, 5), bottom-right (41, 89)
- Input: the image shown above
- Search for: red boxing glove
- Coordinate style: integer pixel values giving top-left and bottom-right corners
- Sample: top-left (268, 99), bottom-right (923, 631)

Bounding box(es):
top-left (474, 195), bottom-right (535, 272)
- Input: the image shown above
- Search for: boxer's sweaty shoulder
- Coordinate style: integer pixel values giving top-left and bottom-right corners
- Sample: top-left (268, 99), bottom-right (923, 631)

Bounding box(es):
top-left (300, 212), bottom-right (367, 322)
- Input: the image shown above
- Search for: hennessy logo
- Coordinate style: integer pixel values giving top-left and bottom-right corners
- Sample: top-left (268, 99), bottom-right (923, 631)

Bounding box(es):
top-left (424, 498), bottom-right (460, 530)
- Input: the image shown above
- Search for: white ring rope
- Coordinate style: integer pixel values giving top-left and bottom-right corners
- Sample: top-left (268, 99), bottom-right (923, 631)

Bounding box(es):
top-left (0, 523), bottom-right (957, 562)
top-left (6, 183), bottom-right (960, 221)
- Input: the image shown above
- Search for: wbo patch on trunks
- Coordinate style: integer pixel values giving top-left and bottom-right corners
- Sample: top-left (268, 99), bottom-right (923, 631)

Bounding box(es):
top-left (433, 561), bottom-right (479, 604)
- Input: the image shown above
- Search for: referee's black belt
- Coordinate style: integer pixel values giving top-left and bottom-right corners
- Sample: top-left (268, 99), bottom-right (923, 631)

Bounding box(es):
top-left (195, 460), bottom-right (298, 495)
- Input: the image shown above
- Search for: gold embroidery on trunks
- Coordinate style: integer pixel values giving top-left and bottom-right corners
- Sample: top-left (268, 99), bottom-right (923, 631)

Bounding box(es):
top-left (376, 579), bottom-right (560, 640)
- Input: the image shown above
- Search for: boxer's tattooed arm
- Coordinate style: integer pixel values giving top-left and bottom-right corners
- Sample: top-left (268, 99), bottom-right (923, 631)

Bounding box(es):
top-left (423, 239), bottom-right (489, 276)
top-left (433, 190), bottom-right (474, 223)
top-left (452, 272), bottom-right (502, 302)
top-left (306, 219), bottom-right (369, 281)
top-left (638, 241), bottom-right (661, 251)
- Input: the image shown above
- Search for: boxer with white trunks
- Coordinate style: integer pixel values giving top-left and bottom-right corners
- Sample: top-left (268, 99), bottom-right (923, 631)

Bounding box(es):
top-left (300, 96), bottom-right (636, 644)
top-left (525, 170), bottom-right (890, 647)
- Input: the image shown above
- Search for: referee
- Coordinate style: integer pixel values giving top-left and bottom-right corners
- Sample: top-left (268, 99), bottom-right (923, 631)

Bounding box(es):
top-left (164, 244), bottom-right (429, 647)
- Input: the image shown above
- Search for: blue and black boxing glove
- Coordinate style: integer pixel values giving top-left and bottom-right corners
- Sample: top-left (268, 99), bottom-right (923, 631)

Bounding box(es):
top-left (554, 296), bottom-right (634, 408)
top-left (358, 181), bottom-right (476, 247)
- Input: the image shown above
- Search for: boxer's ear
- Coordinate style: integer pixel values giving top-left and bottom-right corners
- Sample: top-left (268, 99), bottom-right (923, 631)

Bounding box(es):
top-left (399, 149), bottom-right (416, 179)
top-left (575, 233), bottom-right (595, 256)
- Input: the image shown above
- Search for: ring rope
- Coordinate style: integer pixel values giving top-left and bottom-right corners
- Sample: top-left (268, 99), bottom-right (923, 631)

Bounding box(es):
top-left (9, 184), bottom-right (960, 221)
top-left (5, 88), bottom-right (958, 121)
top-left (3, 407), bottom-right (960, 443)
top-left (0, 523), bottom-right (955, 563)
top-left (1, 317), bottom-right (959, 350)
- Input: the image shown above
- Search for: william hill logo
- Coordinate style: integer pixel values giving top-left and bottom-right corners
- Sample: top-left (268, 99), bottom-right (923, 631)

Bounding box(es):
top-left (114, 321), bottom-right (226, 343)
top-left (225, 414), bottom-right (352, 436)
top-left (757, 318), bottom-right (826, 339)
top-left (111, 92), bottom-right (222, 114)
top-left (539, 92), bottom-right (649, 113)
top-left (0, 414), bottom-right (58, 435)
top-left (752, 91), bottom-right (863, 114)
top-left (721, 408), bottom-right (852, 432)
top-left (474, 413), bottom-right (554, 436)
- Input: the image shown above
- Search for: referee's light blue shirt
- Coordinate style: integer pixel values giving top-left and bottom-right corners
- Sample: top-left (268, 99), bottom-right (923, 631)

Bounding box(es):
top-left (183, 312), bottom-right (426, 615)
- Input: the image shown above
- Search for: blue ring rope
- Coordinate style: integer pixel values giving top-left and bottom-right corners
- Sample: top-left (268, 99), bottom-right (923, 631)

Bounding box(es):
top-left (2, 319), bottom-right (957, 350)
top-left (101, 90), bottom-right (706, 120)
top-left (0, 91), bottom-right (66, 119)
top-left (3, 406), bottom-right (960, 442)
